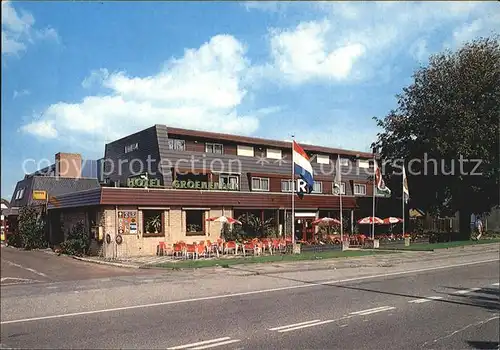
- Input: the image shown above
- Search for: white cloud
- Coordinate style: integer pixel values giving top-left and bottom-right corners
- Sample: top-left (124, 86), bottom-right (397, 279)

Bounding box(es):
top-left (20, 34), bottom-right (260, 148)
top-left (13, 89), bottom-right (30, 99)
top-left (1, 1), bottom-right (59, 56)
top-left (268, 20), bottom-right (366, 84)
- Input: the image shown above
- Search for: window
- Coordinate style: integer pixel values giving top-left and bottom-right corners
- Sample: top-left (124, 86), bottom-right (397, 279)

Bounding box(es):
top-left (358, 159), bottom-right (370, 169)
top-left (206, 143), bottom-right (223, 154)
top-left (312, 181), bottom-right (322, 193)
top-left (124, 142), bottom-right (139, 153)
top-left (316, 154), bottom-right (330, 164)
top-left (166, 139), bottom-right (185, 151)
top-left (237, 145), bottom-right (254, 157)
top-left (15, 188), bottom-right (25, 200)
top-left (333, 182), bottom-right (346, 195)
top-left (281, 180), bottom-right (293, 192)
top-left (186, 210), bottom-right (205, 236)
top-left (219, 174), bottom-right (239, 190)
top-left (354, 183), bottom-right (367, 195)
top-left (340, 158), bottom-right (349, 166)
top-left (266, 148), bottom-right (282, 159)
top-left (252, 177), bottom-right (269, 191)
top-left (142, 210), bottom-right (163, 237)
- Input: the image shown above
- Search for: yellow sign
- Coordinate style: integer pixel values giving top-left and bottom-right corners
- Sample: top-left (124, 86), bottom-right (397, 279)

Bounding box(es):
top-left (32, 190), bottom-right (47, 200)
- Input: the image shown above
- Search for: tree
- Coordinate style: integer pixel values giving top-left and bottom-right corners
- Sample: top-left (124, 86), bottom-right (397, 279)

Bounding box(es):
top-left (373, 36), bottom-right (500, 239)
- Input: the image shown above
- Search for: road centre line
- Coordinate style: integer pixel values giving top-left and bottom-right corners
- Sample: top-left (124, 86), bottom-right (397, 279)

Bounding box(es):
top-left (277, 319), bottom-right (337, 332)
top-left (350, 306), bottom-right (395, 316)
top-left (269, 320), bottom-right (321, 331)
top-left (454, 287), bottom-right (481, 294)
top-left (2, 258), bottom-right (498, 325)
top-left (190, 339), bottom-right (241, 350)
top-left (408, 296), bottom-right (444, 303)
top-left (167, 337), bottom-right (232, 349)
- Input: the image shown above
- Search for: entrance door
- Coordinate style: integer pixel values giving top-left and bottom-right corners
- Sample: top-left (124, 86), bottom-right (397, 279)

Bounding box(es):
top-left (295, 218), bottom-right (314, 242)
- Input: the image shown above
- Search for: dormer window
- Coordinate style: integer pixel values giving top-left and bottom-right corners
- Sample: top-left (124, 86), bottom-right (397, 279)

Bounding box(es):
top-left (124, 142), bottom-right (139, 153)
top-left (205, 143), bottom-right (223, 154)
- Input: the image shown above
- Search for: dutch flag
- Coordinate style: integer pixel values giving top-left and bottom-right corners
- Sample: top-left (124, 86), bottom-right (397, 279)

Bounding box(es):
top-left (293, 141), bottom-right (314, 195)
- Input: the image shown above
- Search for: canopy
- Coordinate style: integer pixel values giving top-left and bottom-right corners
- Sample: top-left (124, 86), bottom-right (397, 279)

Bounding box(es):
top-left (312, 217), bottom-right (341, 225)
top-left (382, 217), bottom-right (403, 224)
top-left (357, 216), bottom-right (383, 224)
top-left (206, 215), bottom-right (242, 225)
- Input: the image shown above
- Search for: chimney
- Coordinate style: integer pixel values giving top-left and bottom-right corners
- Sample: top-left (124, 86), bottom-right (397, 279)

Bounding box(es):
top-left (55, 153), bottom-right (82, 178)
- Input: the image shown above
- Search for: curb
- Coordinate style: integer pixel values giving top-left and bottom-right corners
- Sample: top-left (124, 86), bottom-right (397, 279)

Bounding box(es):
top-left (72, 256), bottom-right (140, 269)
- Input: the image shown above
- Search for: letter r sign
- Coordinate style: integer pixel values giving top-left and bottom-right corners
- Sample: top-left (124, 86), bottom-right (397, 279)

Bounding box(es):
top-left (296, 179), bottom-right (308, 193)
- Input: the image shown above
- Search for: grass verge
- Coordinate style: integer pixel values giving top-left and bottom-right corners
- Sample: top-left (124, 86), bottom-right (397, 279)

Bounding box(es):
top-left (149, 250), bottom-right (398, 269)
top-left (382, 239), bottom-right (500, 251)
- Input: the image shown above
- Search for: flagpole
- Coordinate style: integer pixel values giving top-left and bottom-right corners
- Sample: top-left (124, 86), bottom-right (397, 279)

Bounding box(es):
top-left (338, 154), bottom-right (344, 251)
top-left (291, 135), bottom-right (295, 246)
top-left (372, 154), bottom-right (376, 240)
top-left (402, 163), bottom-right (406, 238)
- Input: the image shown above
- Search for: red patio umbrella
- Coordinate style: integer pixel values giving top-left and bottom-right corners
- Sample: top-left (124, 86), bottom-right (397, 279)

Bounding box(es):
top-left (206, 215), bottom-right (242, 225)
top-left (357, 216), bottom-right (384, 224)
top-left (312, 217), bottom-right (341, 225)
top-left (382, 217), bottom-right (403, 224)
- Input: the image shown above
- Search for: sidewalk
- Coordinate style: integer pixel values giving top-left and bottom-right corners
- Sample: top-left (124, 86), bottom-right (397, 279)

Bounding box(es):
top-left (72, 243), bottom-right (499, 274)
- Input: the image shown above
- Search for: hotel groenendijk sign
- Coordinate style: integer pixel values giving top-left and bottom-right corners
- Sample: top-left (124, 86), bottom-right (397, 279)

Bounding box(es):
top-left (32, 190), bottom-right (47, 200)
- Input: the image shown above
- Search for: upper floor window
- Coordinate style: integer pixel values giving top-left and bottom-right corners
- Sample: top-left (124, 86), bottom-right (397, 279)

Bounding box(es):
top-left (15, 188), bottom-right (25, 200)
top-left (333, 182), bottom-right (346, 195)
top-left (281, 179), bottom-right (293, 192)
top-left (316, 154), bottom-right (330, 164)
top-left (354, 183), bottom-right (367, 195)
top-left (124, 142), bottom-right (138, 153)
top-left (237, 145), bottom-right (254, 157)
top-left (312, 181), bottom-right (323, 193)
top-left (357, 159), bottom-right (370, 169)
top-left (266, 148), bottom-right (282, 159)
top-left (251, 177), bottom-right (269, 191)
top-left (340, 158), bottom-right (349, 166)
top-left (219, 174), bottom-right (239, 190)
top-left (206, 143), bottom-right (223, 154)
top-left (167, 139), bottom-right (185, 151)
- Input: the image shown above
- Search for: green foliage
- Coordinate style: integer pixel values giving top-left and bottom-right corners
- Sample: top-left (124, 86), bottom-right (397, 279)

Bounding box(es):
top-left (237, 213), bottom-right (275, 237)
top-left (145, 214), bottom-right (162, 233)
top-left (373, 36), bottom-right (500, 236)
top-left (17, 205), bottom-right (46, 250)
top-left (60, 221), bottom-right (90, 256)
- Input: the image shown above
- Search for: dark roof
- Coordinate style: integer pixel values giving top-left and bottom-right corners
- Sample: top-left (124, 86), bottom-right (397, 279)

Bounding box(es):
top-left (10, 176), bottom-right (100, 208)
top-left (164, 125), bottom-right (374, 158)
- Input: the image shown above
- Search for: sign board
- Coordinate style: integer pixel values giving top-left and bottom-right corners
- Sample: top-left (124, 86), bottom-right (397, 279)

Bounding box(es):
top-left (32, 190), bottom-right (47, 200)
top-left (127, 178), bottom-right (161, 188)
top-left (172, 180), bottom-right (238, 191)
top-left (117, 210), bottom-right (138, 234)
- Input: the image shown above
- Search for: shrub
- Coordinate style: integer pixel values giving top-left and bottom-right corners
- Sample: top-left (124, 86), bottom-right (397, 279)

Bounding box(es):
top-left (17, 205), bottom-right (46, 250)
top-left (60, 221), bottom-right (90, 256)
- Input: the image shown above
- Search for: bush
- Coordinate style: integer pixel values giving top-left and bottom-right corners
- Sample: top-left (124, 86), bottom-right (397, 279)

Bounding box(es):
top-left (60, 221), bottom-right (90, 256)
top-left (17, 205), bottom-right (46, 250)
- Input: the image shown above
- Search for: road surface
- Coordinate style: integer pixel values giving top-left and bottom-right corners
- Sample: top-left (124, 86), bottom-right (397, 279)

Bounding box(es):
top-left (1, 245), bottom-right (498, 349)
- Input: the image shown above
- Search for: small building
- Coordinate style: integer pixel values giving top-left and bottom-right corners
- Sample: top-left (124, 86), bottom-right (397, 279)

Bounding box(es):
top-left (45, 125), bottom-right (388, 259)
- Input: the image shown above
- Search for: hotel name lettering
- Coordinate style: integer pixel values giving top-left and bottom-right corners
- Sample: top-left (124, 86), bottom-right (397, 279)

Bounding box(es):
top-left (172, 180), bottom-right (238, 191)
top-left (127, 178), bottom-right (161, 188)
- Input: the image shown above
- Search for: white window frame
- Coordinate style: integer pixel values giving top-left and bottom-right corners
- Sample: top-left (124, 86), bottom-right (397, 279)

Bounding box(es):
top-left (237, 145), bottom-right (254, 157)
top-left (15, 188), bottom-right (25, 200)
top-left (333, 182), bottom-right (346, 195)
top-left (166, 139), bottom-right (185, 151)
top-left (312, 181), bottom-right (323, 193)
top-left (205, 143), bottom-right (223, 154)
top-left (340, 158), bottom-right (349, 166)
top-left (219, 174), bottom-right (239, 190)
top-left (354, 183), bottom-right (367, 195)
top-left (266, 148), bottom-right (282, 160)
top-left (281, 179), bottom-right (293, 192)
top-left (316, 154), bottom-right (330, 164)
top-left (251, 177), bottom-right (269, 191)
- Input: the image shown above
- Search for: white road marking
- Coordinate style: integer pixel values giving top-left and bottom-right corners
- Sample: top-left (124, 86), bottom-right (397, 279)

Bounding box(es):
top-left (3, 260), bottom-right (48, 278)
top-left (492, 282), bottom-right (499, 286)
top-left (277, 319), bottom-right (337, 332)
top-left (167, 337), bottom-right (241, 350)
top-left (269, 320), bottom-right (321, 331)
top-left (2, 258), bottom-right (498, 325)
top-left (191, 339), bottom-right (241, 349)
top-left (350, 306), bottom-right (395, 315)
top-left (454, 287), bottom-right (481, 294)
top-left (408, 296), bottom-right (444, 303)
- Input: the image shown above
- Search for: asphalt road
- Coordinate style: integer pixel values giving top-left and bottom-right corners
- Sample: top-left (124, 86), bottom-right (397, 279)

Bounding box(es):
top-left (1, 257), bottom-right (498, 349)
top-left (0, 245), bottom-right (150, 286)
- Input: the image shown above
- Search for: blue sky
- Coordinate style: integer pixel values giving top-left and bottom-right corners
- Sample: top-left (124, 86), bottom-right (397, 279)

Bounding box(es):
top-left (2, 1), bottom-right (498, 200)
